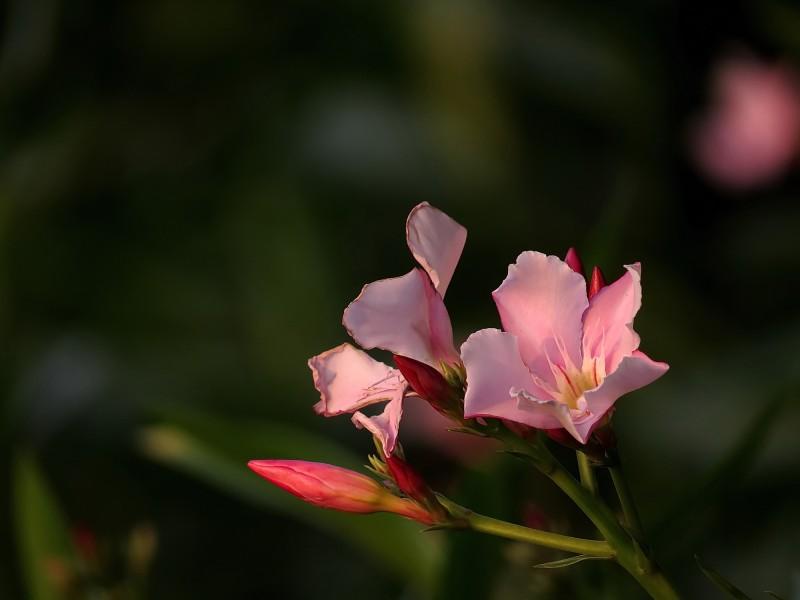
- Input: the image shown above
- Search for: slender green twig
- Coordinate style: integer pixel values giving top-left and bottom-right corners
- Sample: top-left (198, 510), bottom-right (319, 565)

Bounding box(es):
top-left (608, 458), bottom-right (645, 543)
top-left (488, 425), bottom-right (680, 600)
top-left (435, 495), bottom-right (614, 557)
top-left (577, 451), bottom-right (598, 495)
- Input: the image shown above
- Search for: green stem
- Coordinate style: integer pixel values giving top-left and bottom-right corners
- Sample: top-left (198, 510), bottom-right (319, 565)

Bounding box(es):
top-left (490, 428), bottom-right (681, 600)
top-left (609, 460), bottom-right (645, 542)
top-left (436, 495), bottom-right (614, 557)
top-left (577, 451), bottom-right (598, 495)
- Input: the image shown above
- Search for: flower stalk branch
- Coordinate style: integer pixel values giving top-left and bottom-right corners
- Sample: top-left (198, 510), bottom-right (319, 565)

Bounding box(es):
top-left (577, 451), bottom-right (598, 496)
top-left (488, 426), bottom-right (680, 600)
top-left (434, 495), bottom-right (614, 558)
top-left (607, 451), bottom-right (646, 543)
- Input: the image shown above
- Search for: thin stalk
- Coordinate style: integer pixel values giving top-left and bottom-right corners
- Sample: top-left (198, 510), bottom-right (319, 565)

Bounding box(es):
top-left (539, 450), bottom-right (679, 599)
top-left (467, 512), bottom-right (614, 556)
top-left (577, 451), bottom-right (598, 495)
top-left (436, 496), bottom-right (614, 557)
top-left (609, 461), bottom-right (645, 542)
top-left (491, 428), bottom-right (681, 600)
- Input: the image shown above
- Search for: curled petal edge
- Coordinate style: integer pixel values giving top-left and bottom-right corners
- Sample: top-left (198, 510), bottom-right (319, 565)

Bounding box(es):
top-left (352, 394), bottom-right (404, 456)
top-left (406, 201), bottom-right (467, 297)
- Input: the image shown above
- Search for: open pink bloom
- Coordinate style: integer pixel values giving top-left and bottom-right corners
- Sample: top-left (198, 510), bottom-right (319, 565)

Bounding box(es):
top-left (309, 203), bottom-right (467, 454)
top-left (462, 251), bottom-right (668, 444)
top-left (690, 55), bottom-right (800, 190)
top-left (248, 460), bottom-right (434, 524)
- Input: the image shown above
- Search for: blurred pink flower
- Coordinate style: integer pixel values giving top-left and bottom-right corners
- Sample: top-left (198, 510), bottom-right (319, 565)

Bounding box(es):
top-left (248, 459), bottom-right (434, 523)
top-left (461, 251), bottom-right (668, 444)
top-left (309, 202), bottom-right (466, 455)
top-left (690, 55), bottom-right (800, 189)
top-left (398, 396), bottom-right (499, 463)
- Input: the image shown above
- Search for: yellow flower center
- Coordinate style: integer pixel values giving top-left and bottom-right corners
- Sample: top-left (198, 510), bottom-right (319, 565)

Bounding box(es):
top-left (534, 338), bottom-right (607, 412)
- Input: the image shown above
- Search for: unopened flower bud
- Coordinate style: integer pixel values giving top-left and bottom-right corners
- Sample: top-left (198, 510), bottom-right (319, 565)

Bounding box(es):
top-left (393, 355), bottom-right (459, 416)
top-left (248, 460), bottom-right (434, 524)
top-left (588, 266), bottom-right (606, 299)
top-left (564, 247), bottom-right (585, 276)
top-left (385, 455), bottom-right (430, 505)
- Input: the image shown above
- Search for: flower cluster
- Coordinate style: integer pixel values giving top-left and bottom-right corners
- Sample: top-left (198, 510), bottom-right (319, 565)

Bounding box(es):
top-left (249, 203), bottom-right (668, 526)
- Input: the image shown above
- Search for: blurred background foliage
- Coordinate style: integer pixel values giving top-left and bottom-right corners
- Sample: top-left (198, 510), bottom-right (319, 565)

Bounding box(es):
top-left (1, 0), bottom-right (799, 598)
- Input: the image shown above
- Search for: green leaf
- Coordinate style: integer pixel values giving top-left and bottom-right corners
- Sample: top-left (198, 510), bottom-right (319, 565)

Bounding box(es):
top-left (763, 592), bottom-right (786, 600)
top-left (137, 409), bottom-right (442, 593)
top-left (148, 404), bottom-right (365, 470)
top-left (13, 452), bottom-right (76, 600)
top-left (533, 554), bottom-right (612, 569)
top-left (695, 555), bottom-right (753, 599)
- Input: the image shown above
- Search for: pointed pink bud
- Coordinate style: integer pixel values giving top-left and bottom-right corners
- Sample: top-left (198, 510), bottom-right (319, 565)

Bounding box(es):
top-left (564, 247), bottom-right (584, 276)
top-left (248, 460), bottom-right (434, 524)
top-left (588, 266), bottom-right (606, 299)
top-left (393, 355), bottom-right (457, 416)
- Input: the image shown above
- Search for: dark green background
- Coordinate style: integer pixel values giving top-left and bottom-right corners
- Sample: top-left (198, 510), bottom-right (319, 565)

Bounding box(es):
top-left (1, 1), bottom-right (798, 598)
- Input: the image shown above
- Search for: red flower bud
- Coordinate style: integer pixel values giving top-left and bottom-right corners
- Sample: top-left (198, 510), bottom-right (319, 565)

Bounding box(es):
top-left (588, 266), bottom-right (606, 299)
top-left (393, 355), bottom-right (456, 415)
top-left (386, 455), bottom-right (430, 504)
top-left (564, 247), bottom-right (585, 276)
top-left (248, 459), bottom-right (434, 523)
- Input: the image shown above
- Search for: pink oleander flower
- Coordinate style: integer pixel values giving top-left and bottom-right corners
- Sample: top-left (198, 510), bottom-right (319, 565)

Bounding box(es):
top-left (248, 459), bottom-right (434, 524)
top-left (308, 203), bottom-right (467, 455)
top-left (690, 54), bottom-right (800, 190)
top-left (461, 251), bottom-right (668, 444)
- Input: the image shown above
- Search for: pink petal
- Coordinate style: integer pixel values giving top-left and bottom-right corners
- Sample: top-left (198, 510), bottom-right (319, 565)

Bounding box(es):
top-left (352, 394), bottom-right (403, 455)
top-left (462, 328), bottom-right (561, 429)
top-left (343, 268), bottom-right (458, 368)
top-left (406, 202), bottom-right (467, 297)
top-left (309, 343), bottom-right (406, 416)
top-left (513, 388), bottom-right (582, 441)
top-left (575, 350), bottom-right (669, 441)
top-left (581, 263), bottom-right (642, 374)
top-left (492, 252), bottom-right (588, 386)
